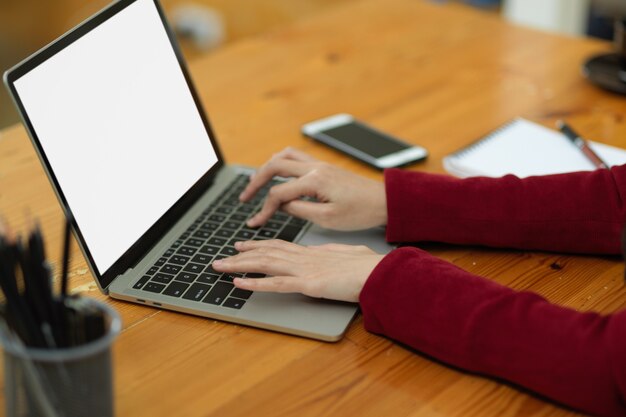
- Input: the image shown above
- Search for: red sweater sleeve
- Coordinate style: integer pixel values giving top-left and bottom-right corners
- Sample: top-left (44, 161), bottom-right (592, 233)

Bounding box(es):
top-left (360, 247), bottom-right (626, 417)
top-left (359, 167), bottom-right (626, 416)
top-left (384, 166), bottom-right (626, 254)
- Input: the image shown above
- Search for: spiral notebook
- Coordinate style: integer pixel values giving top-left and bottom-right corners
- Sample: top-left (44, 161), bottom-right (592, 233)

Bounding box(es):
top-left (443, 118), bottom-right (626, 178)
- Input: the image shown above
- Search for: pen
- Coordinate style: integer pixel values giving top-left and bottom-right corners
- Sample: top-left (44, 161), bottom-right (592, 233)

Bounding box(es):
top-left (61, 214), bottom-right (72, 299)
top-left (557, 120), bottom-right (608, 169)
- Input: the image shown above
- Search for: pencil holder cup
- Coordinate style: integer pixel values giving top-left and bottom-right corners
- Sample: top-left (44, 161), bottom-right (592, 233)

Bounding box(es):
top-left (1, 299), bottom-right (121, 417)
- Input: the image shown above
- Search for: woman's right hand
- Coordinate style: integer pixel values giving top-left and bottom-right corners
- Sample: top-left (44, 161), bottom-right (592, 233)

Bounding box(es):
top-left (240, 147), bottom-right (388, 231)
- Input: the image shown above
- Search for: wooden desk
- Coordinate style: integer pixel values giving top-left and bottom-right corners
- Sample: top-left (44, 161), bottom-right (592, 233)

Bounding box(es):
top-left (1, 0), bottom-right (625, 415)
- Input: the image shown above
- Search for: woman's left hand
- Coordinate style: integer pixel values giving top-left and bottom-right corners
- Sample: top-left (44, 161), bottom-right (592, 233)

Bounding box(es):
top-left (211, 240), bottom-right (385, 303)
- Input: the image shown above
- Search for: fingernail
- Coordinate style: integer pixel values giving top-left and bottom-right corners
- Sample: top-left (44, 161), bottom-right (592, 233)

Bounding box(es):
top-left (246, 217), bottom-right (257, 227)
top-left (213, 259), bottom-right (223, 266)
top-left (234, 241), bottom-right (242, 249)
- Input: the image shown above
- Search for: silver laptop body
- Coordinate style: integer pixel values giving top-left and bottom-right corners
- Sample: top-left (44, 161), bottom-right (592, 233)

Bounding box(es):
top-left (3, 0), bottom-right (393, 341)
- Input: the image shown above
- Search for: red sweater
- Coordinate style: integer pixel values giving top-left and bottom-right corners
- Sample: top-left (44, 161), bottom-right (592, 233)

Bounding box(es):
top-left (360, 167), bottom-right (626, 417)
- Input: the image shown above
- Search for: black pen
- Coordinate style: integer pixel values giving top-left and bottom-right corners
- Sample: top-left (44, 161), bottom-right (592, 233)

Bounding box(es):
top-left (0, 238), bottom-right (46, 347)
top-left (61, 214), bottom-right (72, 298)
top-left (557, 121), bottom-right (608, 169)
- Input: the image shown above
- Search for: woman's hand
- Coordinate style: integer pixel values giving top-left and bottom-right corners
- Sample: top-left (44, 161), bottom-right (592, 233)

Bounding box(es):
top-left (212, 239), bottom-right (385, 303)
top-left (240, 147), bottom-right (387, 231)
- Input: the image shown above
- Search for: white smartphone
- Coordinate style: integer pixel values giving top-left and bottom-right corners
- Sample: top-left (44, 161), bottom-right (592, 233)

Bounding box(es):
top-left (301, 114), bottom-right (428, 169)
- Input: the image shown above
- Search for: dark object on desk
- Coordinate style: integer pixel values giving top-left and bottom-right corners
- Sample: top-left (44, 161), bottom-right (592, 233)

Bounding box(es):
top-left (584, 52), bottom-right (626, 95)
top-left (0, 215), bottom-right (106, 348)
top-left (302, 113), bottom-right (428, 170)
top-left (2, 296), bottom-right (120, 417)
top-left (583, 3), bottom-right (626, 95)
top-left (557, 120), bottom-right (609, 169)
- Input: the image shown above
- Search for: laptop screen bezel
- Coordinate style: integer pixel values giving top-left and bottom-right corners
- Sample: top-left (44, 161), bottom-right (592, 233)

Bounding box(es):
top-left (3, 0), bottom-right (225, 291)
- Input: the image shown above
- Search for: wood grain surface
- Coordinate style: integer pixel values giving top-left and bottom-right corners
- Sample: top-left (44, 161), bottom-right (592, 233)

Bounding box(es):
top-left (1, 0), bottom-right (625, 416)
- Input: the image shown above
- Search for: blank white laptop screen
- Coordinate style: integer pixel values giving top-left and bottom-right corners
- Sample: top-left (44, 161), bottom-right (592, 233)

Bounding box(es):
top-left (13, 0), bottom-right (218, 274)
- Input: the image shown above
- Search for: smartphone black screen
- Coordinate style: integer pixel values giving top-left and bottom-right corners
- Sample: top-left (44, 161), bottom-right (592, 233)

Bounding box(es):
top-left (320, 122), bottom-right (410, 158)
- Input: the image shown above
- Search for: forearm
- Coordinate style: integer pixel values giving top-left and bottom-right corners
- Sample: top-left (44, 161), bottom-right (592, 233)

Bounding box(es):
top-left (359, 247), bottom-right (626, 417)
top-left (384, 166), bottom-right (626, 254)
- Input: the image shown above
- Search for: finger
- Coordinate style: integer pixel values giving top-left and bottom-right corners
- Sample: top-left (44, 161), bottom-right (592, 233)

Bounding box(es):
top-left (212, 251), bottom-right (297, 276)
top-left (281, 199), bottom-right (330, 226)
top-left (233, 276), bottom-right (307, 294)
top-left (306, 243), bottom-right (359, 252)
top-left (234, 239), bottom-right (302, 253)
top-left (308, 243), bottom-right (375, 256)
top-left (239, 159), bottom-right (312, 202)
top-left (247, 179), bottom-right (317, 227)
top-left (277, 147), bottom-right (317, 163)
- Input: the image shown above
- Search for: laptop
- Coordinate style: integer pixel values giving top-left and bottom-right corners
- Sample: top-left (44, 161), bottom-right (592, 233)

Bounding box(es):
top-left (3, 0), bottom-right (393, 341)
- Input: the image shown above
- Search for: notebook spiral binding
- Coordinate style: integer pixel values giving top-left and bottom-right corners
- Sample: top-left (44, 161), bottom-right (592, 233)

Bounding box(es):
top-left (451, 118), bottom-right (522, 158)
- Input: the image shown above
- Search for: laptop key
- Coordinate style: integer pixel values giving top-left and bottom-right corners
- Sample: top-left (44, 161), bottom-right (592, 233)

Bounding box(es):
top-left (277, 225), bottom-right (302, 242)
top-left (133, 275), bottom-right (151, 289)
top-left (229, 238), bottom-right (244, 246)
top-left (245, 272), bottom-right (266, 278)
top-left (198, 273), bottom-right (219, 285)
top-left (203, 282), bottom-right (234, 305)
top-left (176, 246), bottom-right (196, 256)
top-left (200, 222), bottom-right (219, 231)
top-left (183, 263), bottom-right (204, 274)
top-left (289, 218), bottom-right (307, 227)
top-left (215, 229), bottom-right (234, 238)
top-left (152, 272), bottom-right (174, 284)
top-left (161, 264), bottom-right (182, 275)
top-left (193, 230), bottom-right (211, 239)
top-left (186, 238), bottom-right (204, 247)
top-left (155, 257), bottom-right (167, 267)
top-left (223, 298), bottom-right (246, 309)
top-left (182, 283), bottom-right (212, 301)
top-left (169, 255), bottom-right (190, 265)
top-left (208, 237), bottom-right (227, 246)
top-left (236, 206), bottom-right (254, 214)
top-left (257, 229), bottom-right (276, 239)
top-left (163, 281), bottom-right (189, 297)
top-left (265, 222), bottom-right (282, 230)
top-left (224, 221), bottom-right (240, 230)
top-left (144, 282), bottom-right (165, 293)
top-left (146, 266), bottom-right (159, 275)
top-left (219, 274), bottom-right (234, 283)
top-left (229, 213), bottom-right (247, 222)
top-left (223, 198), bottom-right (239, 207)
top-left (199, 245), bottom-right (219, 255)
top-left (231, 288), bottom-right (253, 299)
top-left (175, 272), bottom-right (198, 283)
top-left (272, 212), bottom-right (288, 221)
top-left (209, 214), bottom-right (226, 222)
top-left (220, 246), bottom-right (238, 256)
top-left (191, 254), bottom-right (212, 264)
top-left (236, 230), bottom-right (255, 240)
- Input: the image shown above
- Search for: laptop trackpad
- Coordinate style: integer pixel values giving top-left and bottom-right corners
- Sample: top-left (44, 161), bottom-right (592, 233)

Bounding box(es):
top-left (297, 224), bottom-right (394, 254)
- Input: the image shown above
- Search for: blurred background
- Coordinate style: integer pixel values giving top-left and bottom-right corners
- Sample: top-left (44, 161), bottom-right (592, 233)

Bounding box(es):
top-left (0, 0), bottom-right (617, 130)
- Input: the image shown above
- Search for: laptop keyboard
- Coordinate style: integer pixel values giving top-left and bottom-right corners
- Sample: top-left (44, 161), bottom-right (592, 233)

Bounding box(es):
top-left (131, 174), bottom-right (308, 309)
